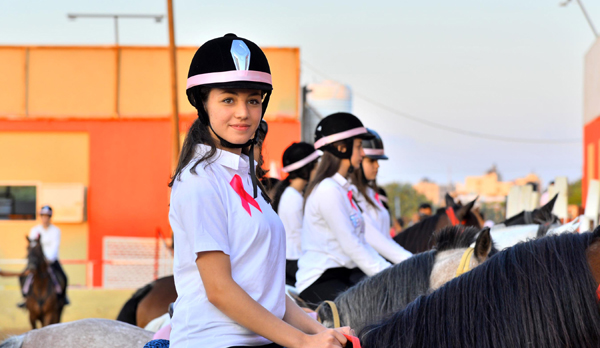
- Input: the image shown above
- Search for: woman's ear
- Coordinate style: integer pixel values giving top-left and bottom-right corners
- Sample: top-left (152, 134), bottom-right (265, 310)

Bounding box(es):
top-left (336, 143), bottom-right (347, 154)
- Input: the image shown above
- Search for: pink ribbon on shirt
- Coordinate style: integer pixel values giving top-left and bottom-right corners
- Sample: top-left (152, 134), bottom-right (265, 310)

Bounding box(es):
top-left (348, 191), bottom-right (357, 210)
top-left (374, 192), bottom-right (383, 207)
top-left (230, 174), bottom-right (262, 216)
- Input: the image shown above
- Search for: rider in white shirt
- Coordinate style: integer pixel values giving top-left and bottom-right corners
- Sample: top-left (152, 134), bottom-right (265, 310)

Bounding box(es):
top-left (20, 205), bottom-right (69, 306)
top-left (271, 142), bottom-right (320, 286)
top-left (297, 113), bottom-right (391, 305)
top-left (167, 34), bottom-right (352, 348)
top-left (350, 129), bottom-right (412, 264)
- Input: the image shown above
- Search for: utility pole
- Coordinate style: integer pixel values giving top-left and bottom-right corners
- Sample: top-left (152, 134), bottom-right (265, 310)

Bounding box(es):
top-left (67, 13), bottom-right (164, 116)
top-left (167, 0), bottom-right (181, 172)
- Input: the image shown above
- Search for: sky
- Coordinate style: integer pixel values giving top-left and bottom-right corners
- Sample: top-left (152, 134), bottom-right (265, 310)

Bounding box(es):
top-left (2, 0), bottom-right (599, 186)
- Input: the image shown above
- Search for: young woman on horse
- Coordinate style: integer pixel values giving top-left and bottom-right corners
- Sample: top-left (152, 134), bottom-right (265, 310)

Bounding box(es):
top-left (271, 142), bottom-right (321, 286)
top-left (349, 129), bottom-right (412, 264)
top-left (296, 113), bottom-right (391, 305)
top-left (22, 205), bottom-right (68, 305)
top-left (168, 34), bottom-right (351, 348)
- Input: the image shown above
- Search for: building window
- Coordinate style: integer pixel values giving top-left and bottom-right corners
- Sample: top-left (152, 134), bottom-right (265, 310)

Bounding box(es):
top-left (0, 186), bottom-right (36, 220)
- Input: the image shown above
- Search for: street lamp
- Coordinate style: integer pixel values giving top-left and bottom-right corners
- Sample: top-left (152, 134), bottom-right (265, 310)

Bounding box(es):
top-left (67, 14), bottom-right (164, 45)
top-left (67, 13), bottom-right (165, 116)
top-left (560, 0), bottom-right (599, 38)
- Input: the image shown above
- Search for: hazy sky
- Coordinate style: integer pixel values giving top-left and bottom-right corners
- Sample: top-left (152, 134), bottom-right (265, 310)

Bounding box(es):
top-left (2, 0), bottom-right (599, 186)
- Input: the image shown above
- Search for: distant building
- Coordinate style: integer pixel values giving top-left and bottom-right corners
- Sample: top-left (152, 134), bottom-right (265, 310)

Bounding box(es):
top-left (454, 167), bottom-right (541, 202)
top-left (302, 80), bottom-right (352, 142)
top-left (413, 178), bottom-right (440, 206)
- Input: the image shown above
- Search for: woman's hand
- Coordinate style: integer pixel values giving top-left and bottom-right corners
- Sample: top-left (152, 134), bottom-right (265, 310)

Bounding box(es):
top-left (300, 328), bottom-right (348, 348)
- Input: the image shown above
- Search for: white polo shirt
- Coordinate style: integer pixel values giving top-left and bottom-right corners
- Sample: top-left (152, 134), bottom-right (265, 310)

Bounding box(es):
top-left (278, 186), bottom-right (304, 261)
top-left (355, 187), bottom-right (412, 264)
top-left (29, 224), bottom-right (60, 262)
top-left (296, 173), bottom-right (390, 292)
top-left (169, 144), bottom-right (286, 348)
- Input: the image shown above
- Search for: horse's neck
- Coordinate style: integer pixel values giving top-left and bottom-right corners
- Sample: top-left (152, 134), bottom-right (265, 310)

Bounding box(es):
top-left (490, 225), bottom-right (539, 251)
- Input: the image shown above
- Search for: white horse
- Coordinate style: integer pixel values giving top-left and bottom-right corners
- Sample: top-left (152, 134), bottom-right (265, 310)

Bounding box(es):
top-left (0, 318), bottom-right (154, 348)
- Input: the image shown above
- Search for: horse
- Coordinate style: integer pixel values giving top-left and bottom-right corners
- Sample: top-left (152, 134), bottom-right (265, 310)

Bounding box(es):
top-left (116, 275), bottom-right (177, 329)
top-left (359, 229), bottom-right (600, 348)
top-left (317, 226), bottom-right (495, 333)
top-left (393, 194), bottom-right (483, 253)
top-left (23, 235), bottom-right (65, 329)
top-left (0, 318), bottom-right (154, 348)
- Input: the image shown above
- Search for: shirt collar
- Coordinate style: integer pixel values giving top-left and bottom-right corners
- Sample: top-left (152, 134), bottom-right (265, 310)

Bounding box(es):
top-left (194, 144), bottom-right (250, 171)
top-left (331, 172), bottom-right (350, 190)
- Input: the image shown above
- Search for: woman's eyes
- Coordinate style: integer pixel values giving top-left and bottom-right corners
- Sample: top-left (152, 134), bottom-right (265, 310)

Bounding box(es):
top-left (221, 98), bottom-right (261, 105)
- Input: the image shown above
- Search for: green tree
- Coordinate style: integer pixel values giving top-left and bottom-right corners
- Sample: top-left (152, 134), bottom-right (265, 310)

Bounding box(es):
top-left (383, 182), bottom-right (432, 222)
top-left (568, 179), bottom-right (582, 206)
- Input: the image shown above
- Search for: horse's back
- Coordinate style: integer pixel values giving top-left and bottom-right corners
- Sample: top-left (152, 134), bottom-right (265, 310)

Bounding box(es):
top-left (137, 276), bottom-right (177, 328)
top-left (22, 318), bottom-right (153, 348)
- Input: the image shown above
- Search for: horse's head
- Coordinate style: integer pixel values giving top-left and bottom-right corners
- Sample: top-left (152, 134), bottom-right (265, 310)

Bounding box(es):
top-left (26, 235), bottom-right (46, 272)
top-left (503, 194), bottom-right (560, 228)
top-left (442, 194), bottom-right (483, 229)
top-left (586, 227), bottom-right (600, 291)
top-left (429, 227), bottom-right (493, 290)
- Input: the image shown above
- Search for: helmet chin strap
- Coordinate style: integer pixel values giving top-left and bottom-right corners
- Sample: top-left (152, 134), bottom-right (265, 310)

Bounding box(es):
top-left (207, 119), bottom-right (260, 199)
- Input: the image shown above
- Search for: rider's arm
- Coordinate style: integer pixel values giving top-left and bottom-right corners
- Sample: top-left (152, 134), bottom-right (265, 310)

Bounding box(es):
top-left (318, 184), bottom-right (390, 276)
top-left (363, 214), bottom-right (412, 264)
top-left (196, 251), bottom-right (348, 348)
top-left (44, 227), bottom-right (60, 262)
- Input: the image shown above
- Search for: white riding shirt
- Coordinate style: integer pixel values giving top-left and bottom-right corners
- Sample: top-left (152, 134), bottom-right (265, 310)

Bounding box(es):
top-left (169, 144), bottom-right (286, 348)
top-left (29, 224), bottom-right (61, 262)
top-left (278, 186), bottom-right (304, 260)
top-left (355, 187), bottom-right (412, 264)
top-left (296, 173), bottom-right (390, 292)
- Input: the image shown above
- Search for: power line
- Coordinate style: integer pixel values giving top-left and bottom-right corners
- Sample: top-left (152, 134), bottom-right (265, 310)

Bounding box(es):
top-left (301, 60), bottom-right (582, 145)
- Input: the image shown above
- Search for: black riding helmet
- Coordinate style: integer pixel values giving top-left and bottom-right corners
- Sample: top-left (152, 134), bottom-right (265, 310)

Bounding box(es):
top-left (186, 33), bottom-right (272, 198)
top-left (362, 128), bottom-right (388, 160)
top-left (282, 142), bottom-right (321, 180)
top-left (314, 112), bottom-right (374, 159)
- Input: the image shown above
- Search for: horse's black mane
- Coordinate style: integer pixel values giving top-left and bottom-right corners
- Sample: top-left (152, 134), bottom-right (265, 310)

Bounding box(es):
top-left (319, 226), bottom-right (481, 333)
top-left (360, 231), bottom-right (600, 348)
top-left (393, 213), bottom-right (441, 252)
top-left (433, 226), bottom-right (480, 252)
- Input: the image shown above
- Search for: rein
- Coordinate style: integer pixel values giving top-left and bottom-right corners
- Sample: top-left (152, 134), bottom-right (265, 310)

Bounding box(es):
top-left (446, 207), bottom-right (465, 227)
top-left (316, 300), bottom-right (362, 348)
top-left (455, 247), bottom-right (474, 278)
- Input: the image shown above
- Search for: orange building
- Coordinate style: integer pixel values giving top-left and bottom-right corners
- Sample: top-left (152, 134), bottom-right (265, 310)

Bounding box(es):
top-left (413, 179), bottom-right (440, 206)
top-left (584, 38), bottom-right (600, 206)
top-left (0, 45), bottom-right (301, 288)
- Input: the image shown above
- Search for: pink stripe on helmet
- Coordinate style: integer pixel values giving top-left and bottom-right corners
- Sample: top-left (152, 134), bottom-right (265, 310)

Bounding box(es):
top-left (363, 149), bottom-right (385, 156)
top-left (187, 70), bottom-right (272, 90)
top-left (282, 150), bottom-right (322, 173)
top-left (314, 127), bottom-right (368, 150)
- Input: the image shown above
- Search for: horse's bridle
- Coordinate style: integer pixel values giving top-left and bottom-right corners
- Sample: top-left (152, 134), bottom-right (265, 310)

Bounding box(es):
top-left (455, 247), bottom-right (474, 278)
top-left (446, 207), bottom-right (465, 227)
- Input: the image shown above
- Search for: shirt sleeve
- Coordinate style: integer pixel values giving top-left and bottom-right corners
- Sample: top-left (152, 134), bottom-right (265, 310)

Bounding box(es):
top-left (174, 176), bottom-right (230, 256)
top-left (279, 191), bottom-right (303, 256)
top-left (29, 226), bottom-right (38, 240)
top-left (41, 227), bottom-right (60, 262)
top-left (363, 213), bottom-right (412, 264)
top-left (318, 185), bottom-right (390, 276)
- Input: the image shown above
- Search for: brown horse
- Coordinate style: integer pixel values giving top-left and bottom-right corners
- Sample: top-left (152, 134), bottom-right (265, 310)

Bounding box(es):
top-left (393, 194), bottom-right (483, 253)
top-left (116, 275), bottom-right (177, 328)
top-left (23, 235), bottom-right (65, 329)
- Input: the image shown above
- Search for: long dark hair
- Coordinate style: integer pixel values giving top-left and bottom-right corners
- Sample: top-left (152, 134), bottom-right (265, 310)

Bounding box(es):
top-left (349, 163), bottom-right (378, 208)
top-left (272, 160), bottom-right (318, 213)
top-left (303, 150), bottom-right (342, 206)
top-left (361, 231), bottom-right (600, 348)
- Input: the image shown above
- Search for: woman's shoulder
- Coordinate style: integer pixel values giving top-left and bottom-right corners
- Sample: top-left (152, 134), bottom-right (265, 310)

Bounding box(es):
top-left (173, 162), bottom-right (222, 198)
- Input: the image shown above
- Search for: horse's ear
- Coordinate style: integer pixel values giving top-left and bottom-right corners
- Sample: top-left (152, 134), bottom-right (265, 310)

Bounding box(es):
top-left (586, 226), bottom-right (600, 286)
top-left (541, 194), bottom-right (558, 213)
top-left (474, 227), bottom-right (492, 262)
top-left (36, 235), bottom-right (41, 242)
top-left (445, 193), bottom-right (455, 208)
top-left (25, 235), bottom-right (30, 244)
top-left (455, 198), bottom-right (476, 220)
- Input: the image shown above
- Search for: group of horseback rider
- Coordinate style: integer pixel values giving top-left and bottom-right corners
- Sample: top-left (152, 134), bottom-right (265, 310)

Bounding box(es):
top-left (160, 33), bottom-right (414, 348)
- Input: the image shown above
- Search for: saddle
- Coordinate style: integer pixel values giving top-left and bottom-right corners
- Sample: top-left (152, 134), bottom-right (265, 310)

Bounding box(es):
top-left (22, 266), bottom-right (64, 296)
